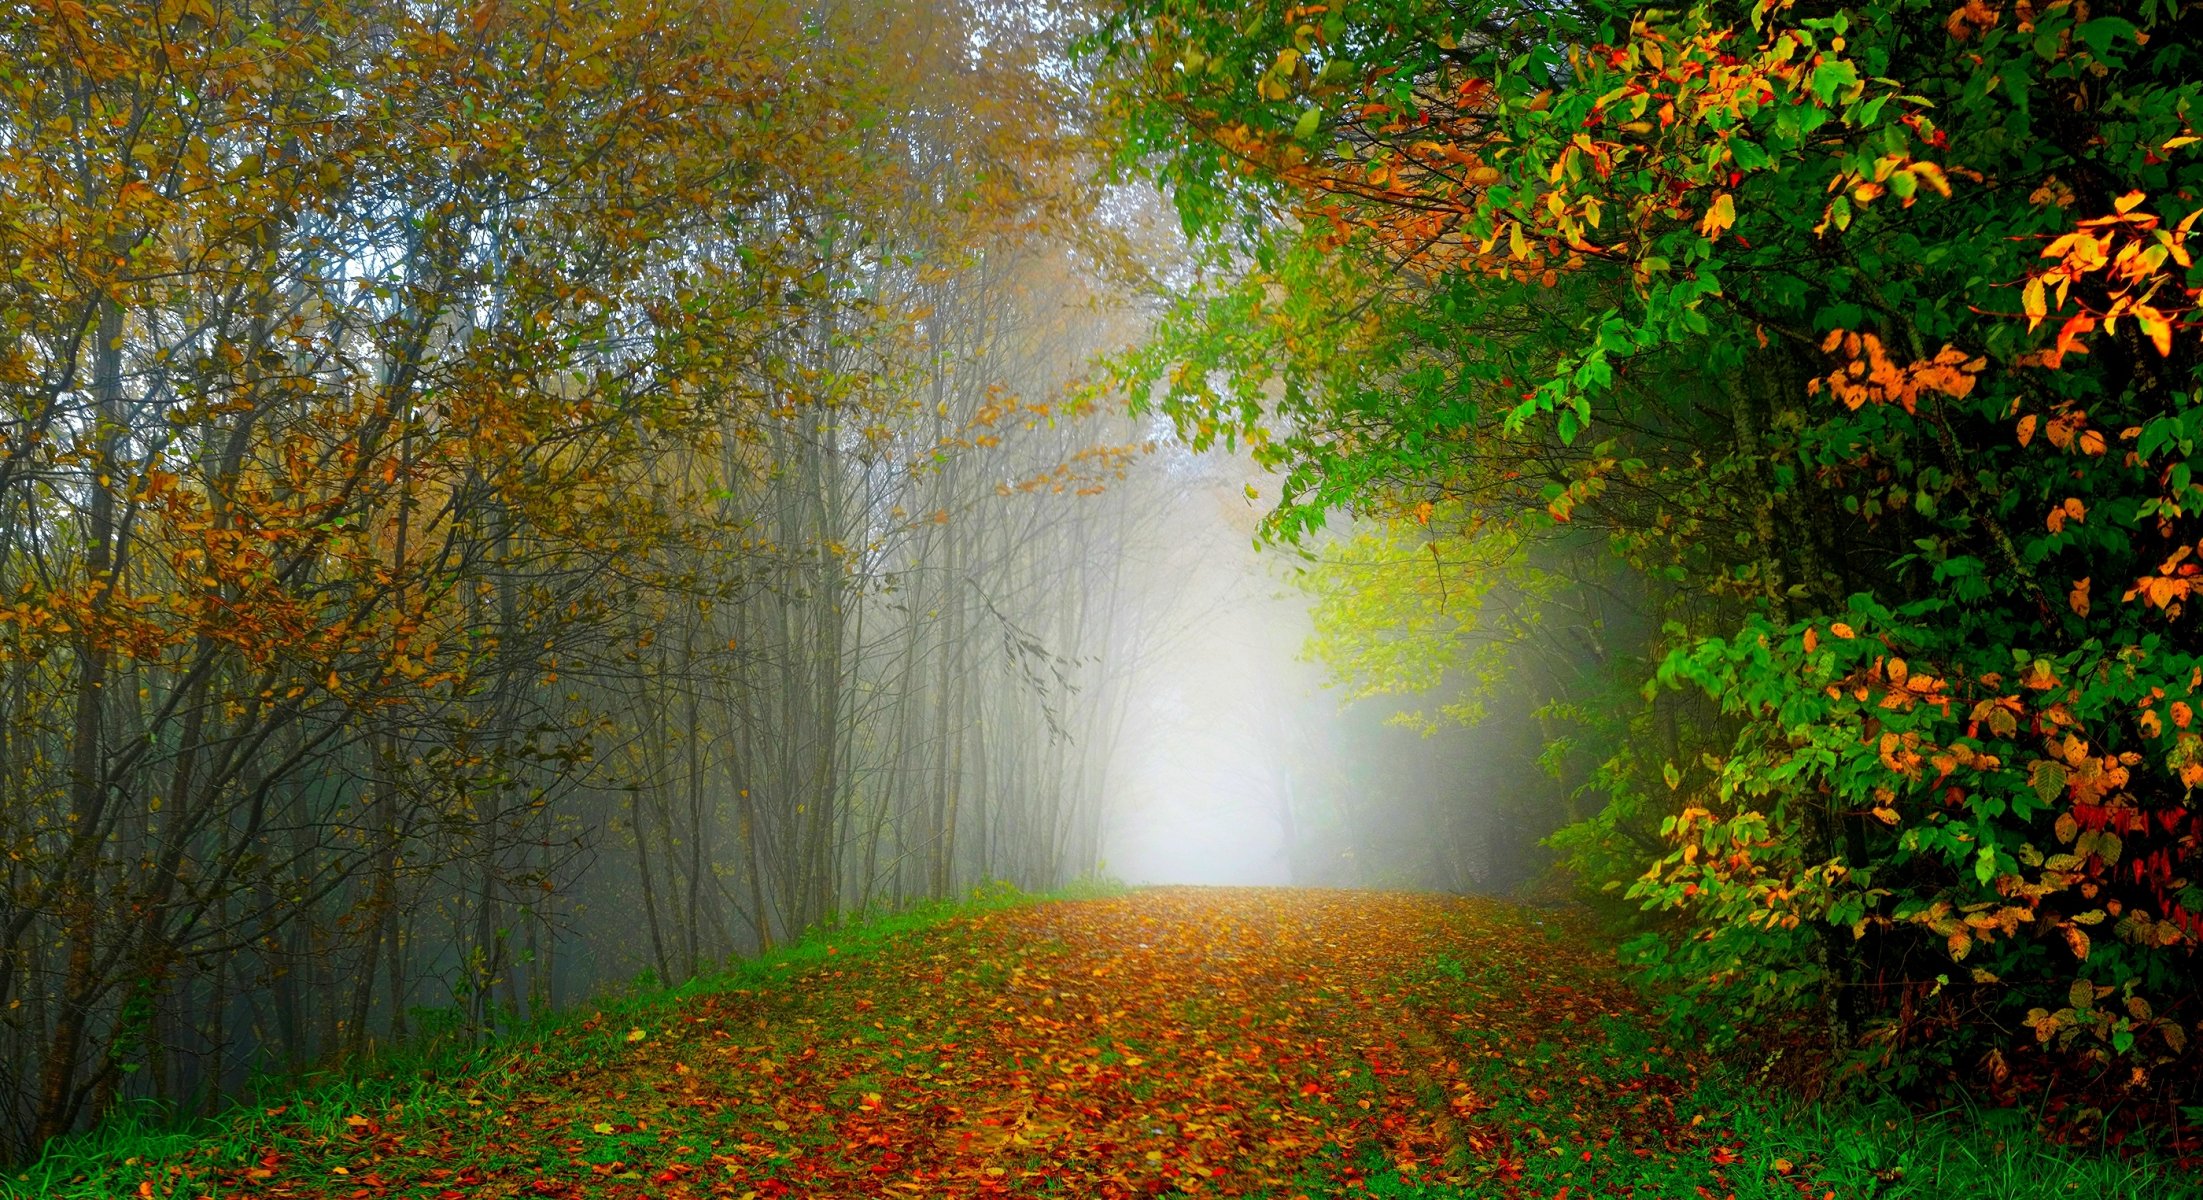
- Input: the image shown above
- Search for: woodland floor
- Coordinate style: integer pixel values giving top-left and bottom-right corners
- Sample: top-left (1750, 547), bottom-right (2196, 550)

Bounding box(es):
top-left (37, 888), bottom-right (2190, 1200)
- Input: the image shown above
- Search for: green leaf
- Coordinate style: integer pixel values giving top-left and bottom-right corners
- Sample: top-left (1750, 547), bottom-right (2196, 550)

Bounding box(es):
top-left (2076, 17), bottom-right (2136, 57)
top-left (1810, 59), bottom-right (1860, 104)
top-left (2029, 760), bottom-right (2068, 804)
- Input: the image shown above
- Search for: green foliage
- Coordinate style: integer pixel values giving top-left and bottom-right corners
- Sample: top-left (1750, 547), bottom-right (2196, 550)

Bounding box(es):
top-left (1096, 0), bottom-right (2203, 1093)
top-left (1299, 508), bottom-right (1536, 730)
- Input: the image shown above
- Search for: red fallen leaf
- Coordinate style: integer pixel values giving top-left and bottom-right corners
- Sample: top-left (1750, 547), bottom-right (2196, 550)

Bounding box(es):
top-left (199, 892), bottom-right (1769, 1199)
top-left (1710, 1145), bottom-right (1743, 1165)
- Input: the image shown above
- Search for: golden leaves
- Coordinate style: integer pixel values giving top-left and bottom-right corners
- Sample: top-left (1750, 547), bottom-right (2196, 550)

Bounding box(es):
top-left (2019, 191), bottom-right (2201, 362)
top-left (1945, 0), bottom-right (2003, 40)
top-left (2122, 543), bottom-right (2203, 616)
top-left (2062, 924), bottom-right (2091, 960)
top-left (2023, 409), bottom-right (2108, 455)
top-left (1699, 191), bottom-right (1736, 239)
top-left (1807, 331), bottom-right (1982, 414)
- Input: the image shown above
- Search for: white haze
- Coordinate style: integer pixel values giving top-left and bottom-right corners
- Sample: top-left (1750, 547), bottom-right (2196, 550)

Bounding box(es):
top-left (1099, 450), bottom-right (1328, 886)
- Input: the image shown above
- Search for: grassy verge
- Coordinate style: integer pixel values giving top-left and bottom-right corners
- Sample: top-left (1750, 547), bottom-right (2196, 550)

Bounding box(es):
top-left (7, 878), bottom-right (1119, 1200)
top-left (1365, 931), bottom-right (2192, 1200)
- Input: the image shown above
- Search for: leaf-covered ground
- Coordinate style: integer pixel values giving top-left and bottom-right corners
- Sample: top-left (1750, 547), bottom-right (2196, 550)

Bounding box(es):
top-left (64, 888), bottom-right (2189, 1199)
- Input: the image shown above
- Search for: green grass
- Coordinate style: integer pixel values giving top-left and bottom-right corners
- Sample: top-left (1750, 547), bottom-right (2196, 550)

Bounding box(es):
top-left (7, 878), bottom-right (1121, 1200)
top-left (1363, 945), bottom-right (2196, 1200)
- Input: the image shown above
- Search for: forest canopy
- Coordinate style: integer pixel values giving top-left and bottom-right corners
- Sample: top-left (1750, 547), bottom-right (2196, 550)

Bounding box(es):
top-left (1097, 0), bottom-right (2203, 1100)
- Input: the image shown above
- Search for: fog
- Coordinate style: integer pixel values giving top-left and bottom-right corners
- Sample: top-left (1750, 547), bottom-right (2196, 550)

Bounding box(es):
top-left (1102, 458), bottom-right (1309, 886)
top-left (0, 0), bottom-right (1569, 1154)
top-left (1090, 452), bottom-right (1566, 893)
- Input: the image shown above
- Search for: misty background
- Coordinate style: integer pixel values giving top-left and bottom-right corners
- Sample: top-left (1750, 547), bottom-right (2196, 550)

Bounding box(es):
top-left (0, 0), bottom-right (1568, 1155)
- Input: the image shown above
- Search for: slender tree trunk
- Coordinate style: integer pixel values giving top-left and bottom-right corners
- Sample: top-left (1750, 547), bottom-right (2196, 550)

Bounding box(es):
top-left (34, 297), bottom-right (125, 1148)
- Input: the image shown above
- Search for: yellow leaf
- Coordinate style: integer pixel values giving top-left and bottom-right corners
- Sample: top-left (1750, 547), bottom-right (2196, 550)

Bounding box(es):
top-left (2138, 309), bottom-right (2173, 356)
top-left (2063, 924), bottom-right (2091, 960)
top-left (2114, 189), bottom-right (2147, 214)
top-left (2017, 414), bottom-right (2038, 446)
top-left (1830, 622), bottom-right (1856, 639)
top-left (2022, 277), bottom-right (2047, 327)
top-left (1699, 191), bottom-right (1736, 238)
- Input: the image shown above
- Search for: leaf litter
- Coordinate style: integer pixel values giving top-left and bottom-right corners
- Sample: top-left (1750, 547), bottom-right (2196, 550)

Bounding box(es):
top-left (160, 889), bottom-right (1783, 1199)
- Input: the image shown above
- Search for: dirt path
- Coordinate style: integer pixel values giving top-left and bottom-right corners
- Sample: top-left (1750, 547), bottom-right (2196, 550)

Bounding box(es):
top-left (202, 888), bottom-right (1740, 1199)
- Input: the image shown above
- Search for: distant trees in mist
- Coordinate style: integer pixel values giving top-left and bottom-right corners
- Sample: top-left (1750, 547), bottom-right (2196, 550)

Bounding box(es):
top-left (0, 0), bottom-right (1169, 1157)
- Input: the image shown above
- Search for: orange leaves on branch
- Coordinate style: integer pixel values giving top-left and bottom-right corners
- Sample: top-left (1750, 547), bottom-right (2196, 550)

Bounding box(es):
top-left (2014, 407), bottom-right (2108, 456)
top-left (1698, 191), bottom-right (1736, 239)
top-left (1807, 330), bottom-right (1983, 414)
top-left (2019, 191), bottom-right (2200, 362)
top-left (2123, 542), bottom-right (2203, 617)
top-left (1945, 0), bottom-right (2004, 40)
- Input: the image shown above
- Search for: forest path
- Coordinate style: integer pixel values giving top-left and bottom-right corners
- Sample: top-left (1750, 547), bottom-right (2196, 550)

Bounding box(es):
top-left (206, 889), bottom-right (1757, 1199)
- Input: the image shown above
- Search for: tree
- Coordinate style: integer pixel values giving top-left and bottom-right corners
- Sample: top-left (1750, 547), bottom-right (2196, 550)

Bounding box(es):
top-left (1096, 0), bottom-right (2203, 1097)
top-left (0, 0), bottom-right (1163, 1157)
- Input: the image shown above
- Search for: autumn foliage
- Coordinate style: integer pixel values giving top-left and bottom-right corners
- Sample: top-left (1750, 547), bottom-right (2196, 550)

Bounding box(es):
top-left (1100, 0), bottom-right (2203, 1106)
top-left (0, 0), bottom-right (1152, 1158)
